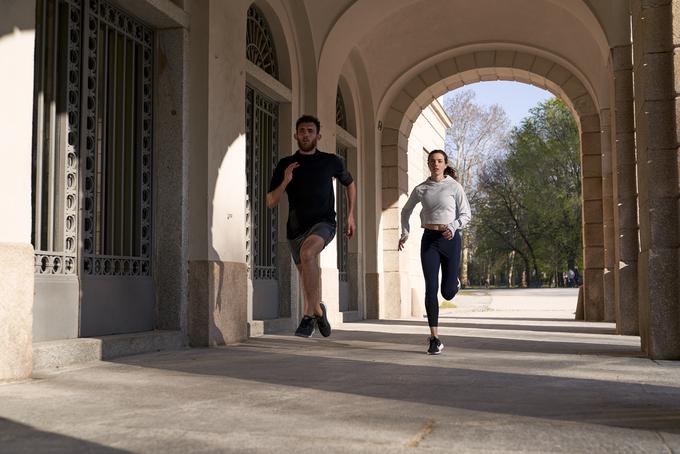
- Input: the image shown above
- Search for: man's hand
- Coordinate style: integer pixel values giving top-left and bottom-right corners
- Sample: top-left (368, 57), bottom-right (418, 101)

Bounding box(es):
top-left (345, 214), bottom-right (356, 239)
top-left (398, 237), bottom-right (407, 251)
top-left (284, 162), bottom-right (299, 184)
top-left (442, 228), bottom-right (454, 240)
top-left (267, 162), bottom-right (299, 208)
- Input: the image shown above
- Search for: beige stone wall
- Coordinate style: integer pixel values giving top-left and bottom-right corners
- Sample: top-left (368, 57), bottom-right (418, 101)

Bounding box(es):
top-left (0, 244), bottom-right (33, 381)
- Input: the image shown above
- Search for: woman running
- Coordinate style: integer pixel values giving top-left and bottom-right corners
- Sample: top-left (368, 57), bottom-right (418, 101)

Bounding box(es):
top-left (398, 149), bottom-right (471, 355)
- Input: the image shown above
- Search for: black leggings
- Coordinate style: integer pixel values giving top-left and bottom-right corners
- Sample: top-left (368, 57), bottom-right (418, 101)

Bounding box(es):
top-left (420, 229), bottom-right (462, 327)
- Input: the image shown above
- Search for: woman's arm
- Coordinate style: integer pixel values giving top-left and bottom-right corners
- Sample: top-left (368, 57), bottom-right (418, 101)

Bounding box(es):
top-left (446, 183), bottom-right (471, 234)
top-left (398, 188), bottom-right (421, 249)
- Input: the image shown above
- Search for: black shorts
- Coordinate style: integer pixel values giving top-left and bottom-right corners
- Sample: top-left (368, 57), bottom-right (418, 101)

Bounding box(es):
top-left (288, 222), bottom-right (336, 265)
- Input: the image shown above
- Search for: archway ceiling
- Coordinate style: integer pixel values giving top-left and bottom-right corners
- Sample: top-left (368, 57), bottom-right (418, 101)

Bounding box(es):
top-left (307, 0), bottom-right (612, 115)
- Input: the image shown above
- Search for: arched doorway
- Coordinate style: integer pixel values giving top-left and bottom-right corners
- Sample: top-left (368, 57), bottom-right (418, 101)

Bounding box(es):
top-left (379, 49), bottom-right (606, 325)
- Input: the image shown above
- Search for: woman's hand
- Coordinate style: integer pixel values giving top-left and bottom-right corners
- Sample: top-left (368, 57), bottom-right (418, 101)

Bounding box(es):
top-left (442, 228), bottom-right (454, 240)
top-left (398, 238), bottom-right (407, 251)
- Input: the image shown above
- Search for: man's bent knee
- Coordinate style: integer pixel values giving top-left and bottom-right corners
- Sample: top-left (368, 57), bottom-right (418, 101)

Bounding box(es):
top-left (299, 247), bottom-right (320, 264)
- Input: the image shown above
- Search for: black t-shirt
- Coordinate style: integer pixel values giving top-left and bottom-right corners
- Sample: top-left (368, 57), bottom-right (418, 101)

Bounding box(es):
top-left (269, 149), bottom-right (353, 239)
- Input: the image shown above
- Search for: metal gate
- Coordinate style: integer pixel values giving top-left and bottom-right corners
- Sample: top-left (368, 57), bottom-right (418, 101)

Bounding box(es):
top-left (246, 86), bottom-right (279, 319)
top-left (32, 0), bottom-right (155, 338)
top-left (336, 145), bottom-right (349, 311)
top-left (336, 88), bottom-right (350, 311)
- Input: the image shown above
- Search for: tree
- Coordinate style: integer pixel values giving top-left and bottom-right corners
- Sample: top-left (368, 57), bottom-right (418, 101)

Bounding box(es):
top-left (470, 98), bottom-right (581, 287)
top-left (444, 89), bottom-right (511, 286)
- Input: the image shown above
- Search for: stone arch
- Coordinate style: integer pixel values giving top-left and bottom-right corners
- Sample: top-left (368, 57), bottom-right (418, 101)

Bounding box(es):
top-left (379, 49), bottom-right (606, 323)
top-left (316, 0), bottom-right (613, 148)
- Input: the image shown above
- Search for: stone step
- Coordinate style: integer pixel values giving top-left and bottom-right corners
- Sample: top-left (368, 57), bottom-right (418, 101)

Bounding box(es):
top-left (33, 330), bottom-right (186, 372)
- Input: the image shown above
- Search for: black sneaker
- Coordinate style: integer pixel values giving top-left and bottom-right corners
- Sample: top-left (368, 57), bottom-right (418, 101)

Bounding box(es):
top-left (427, 336), bottom-right (443, 355)
top-left (316, 303), bottom-right (332, 337)
top-left (295, 315), bottom-right (316, 338)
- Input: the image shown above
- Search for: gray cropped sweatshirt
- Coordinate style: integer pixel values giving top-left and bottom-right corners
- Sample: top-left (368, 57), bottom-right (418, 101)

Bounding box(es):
top-left (400, 175), bottom-right (471, 241)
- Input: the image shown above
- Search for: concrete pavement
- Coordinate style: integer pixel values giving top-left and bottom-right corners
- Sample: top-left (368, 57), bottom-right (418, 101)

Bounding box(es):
top-left (1, 289), bottom-right (679, 453)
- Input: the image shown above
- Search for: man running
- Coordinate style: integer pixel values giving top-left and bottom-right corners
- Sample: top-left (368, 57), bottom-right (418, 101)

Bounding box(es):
top-left (267, 114), bottom-right (356, 338)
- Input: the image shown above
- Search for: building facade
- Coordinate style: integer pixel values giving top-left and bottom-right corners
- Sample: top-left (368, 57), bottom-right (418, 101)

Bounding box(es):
top-left (2, 0), bottom-right (680, 380)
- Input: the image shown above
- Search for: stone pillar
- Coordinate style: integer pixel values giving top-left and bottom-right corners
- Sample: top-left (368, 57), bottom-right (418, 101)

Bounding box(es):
top-left (186, 1), bottom-right (248, 346)
top-left (631, 0), bottom-right (680, 359)
top-left (365, 127), bottom-right (381, 320)
top-left (611, 45), bottom-right (640, 335)
top-left (381, 126), bottom-right (409, 319)
top-left (0, 1), bottom-right (36, 380)
top-left (601, 109), bottom-right (616, 322)
top-left (581, 119), bottom-right (605, 321)
top-left (155, 28), bottom-right (189, 333)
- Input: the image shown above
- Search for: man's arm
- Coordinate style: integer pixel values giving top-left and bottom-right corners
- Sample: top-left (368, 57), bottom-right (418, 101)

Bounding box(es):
top-left (266, 162), bottom-right (299, 208)
top-left (345, 181), bottom-right (357, 238)
top-left (266, 183), bottom-right (286, 208)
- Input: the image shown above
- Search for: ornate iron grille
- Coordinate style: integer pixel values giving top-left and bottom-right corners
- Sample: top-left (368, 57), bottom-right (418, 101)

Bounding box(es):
top-left (246, 5), bottom-right (278, 80)
top-left (336, 88), bottom-right (349, 282)
top-left (32, 0), bottom-right (152, 277)
top-left (336, 146), bottom-right (349, 282)
top-left (81, 0), bottom-right (154, 276)
top-left (32, 0), bottom-right (82, 275)
top-left (336, 88), bottom-right (347, 131)
top-left (246, 86), bottom-right (279, 280)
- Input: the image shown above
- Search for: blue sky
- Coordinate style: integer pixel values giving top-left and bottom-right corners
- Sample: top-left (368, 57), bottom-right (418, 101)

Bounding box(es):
top-left (445, 81), bottom-right (555, 128)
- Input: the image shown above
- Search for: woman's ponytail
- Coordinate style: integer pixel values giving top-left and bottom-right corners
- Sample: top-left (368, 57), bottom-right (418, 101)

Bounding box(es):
top-left (444, 166), bottom-right (458, 180)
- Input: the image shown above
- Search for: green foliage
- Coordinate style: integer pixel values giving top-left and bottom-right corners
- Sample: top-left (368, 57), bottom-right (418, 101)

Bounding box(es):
top-left (470, 99), bottom-right (582, 287)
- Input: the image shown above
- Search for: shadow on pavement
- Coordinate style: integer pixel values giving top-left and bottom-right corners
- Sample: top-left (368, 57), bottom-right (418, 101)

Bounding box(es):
top-left (331, 329), bottom-right (640, 355)
top-left (365, 319), bottom-right (618, 335)
top-left (0, 417), bottom-right (132, 453)
top-left (439, 316), bottom-right (583, 322)
top-left (113, 330), bottom-right (674, 435)
top-left (249, 329), bottom-right (641, 356)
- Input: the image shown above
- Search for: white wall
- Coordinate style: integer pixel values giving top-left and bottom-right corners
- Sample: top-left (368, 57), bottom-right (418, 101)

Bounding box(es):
top-left (0, 0), bottom-right (36, 380)
top-left (0, 24), bottom-right (34, 244)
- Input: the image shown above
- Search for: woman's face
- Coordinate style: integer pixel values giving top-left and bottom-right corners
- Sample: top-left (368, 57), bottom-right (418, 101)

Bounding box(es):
top-left (428, 153), bottom-right (447, 177)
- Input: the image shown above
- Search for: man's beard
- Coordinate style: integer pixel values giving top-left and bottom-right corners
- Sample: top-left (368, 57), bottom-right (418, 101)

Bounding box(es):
top-left (297, 138), bottom-right (317, 152)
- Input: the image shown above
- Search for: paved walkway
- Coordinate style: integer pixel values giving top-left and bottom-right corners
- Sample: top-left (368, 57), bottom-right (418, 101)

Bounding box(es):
top-left (2, 289), bottom-right (680, 453)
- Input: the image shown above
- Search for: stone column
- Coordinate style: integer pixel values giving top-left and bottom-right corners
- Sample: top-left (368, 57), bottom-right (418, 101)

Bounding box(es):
top-left (186, 1), bottom-right (248, 346)
top-left (0, 1), bottom-right (36, 380)
top-left (381, 125), bottom-right (410, 319)
top-left (631, 0), bottom-right (680, 359)
top-left (611, 45), bottom-right (640, 335)
top-left (155, 28), bottom-right (189, 333)
top-left (601, 109), bottom-right (616, 322)
top-left (581, 118), bottom-right (605, 321)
